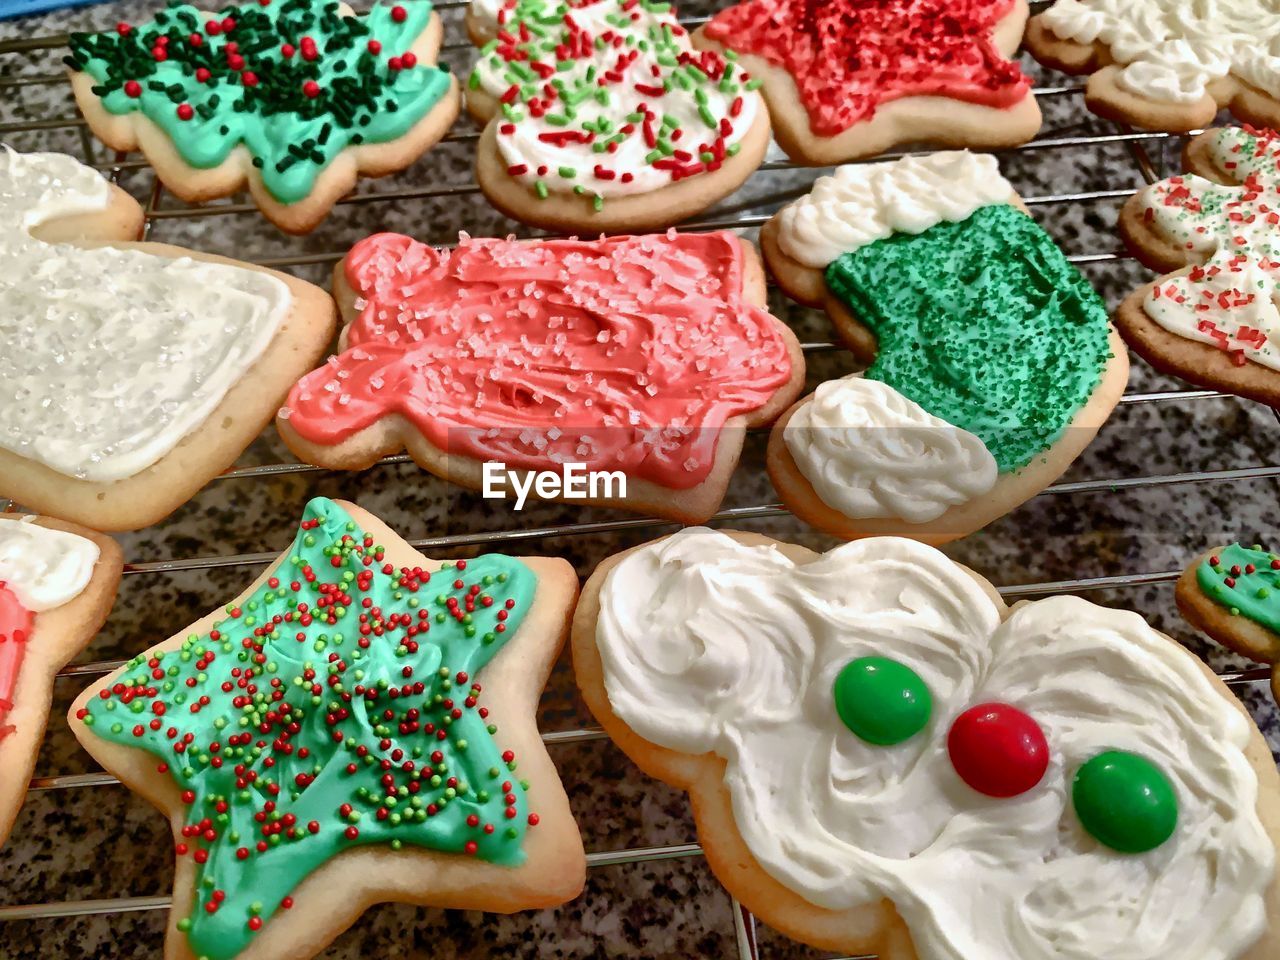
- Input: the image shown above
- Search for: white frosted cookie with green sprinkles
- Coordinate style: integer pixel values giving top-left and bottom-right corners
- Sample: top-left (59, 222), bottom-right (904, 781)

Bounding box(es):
top-left (465, 0), bottom-right (771, 233)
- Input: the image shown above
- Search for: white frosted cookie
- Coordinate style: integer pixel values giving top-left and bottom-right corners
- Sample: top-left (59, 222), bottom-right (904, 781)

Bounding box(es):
top-left (0, 148), bottom-right (336, 530)
top-left (1027, 0), bottom-right (1280, 132)
top-left (573, 528), bottom-right (1280, 960)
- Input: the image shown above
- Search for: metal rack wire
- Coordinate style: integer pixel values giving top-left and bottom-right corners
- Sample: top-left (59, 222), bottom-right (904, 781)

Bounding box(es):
top-left (2, 3), bottom-right (1279, 958)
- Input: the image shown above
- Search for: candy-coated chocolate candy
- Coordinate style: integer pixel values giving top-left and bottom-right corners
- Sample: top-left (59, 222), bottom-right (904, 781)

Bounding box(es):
top-left (1072, 750), bottom-right (1178, 853)
top-left (832, 656), bottom-right (932, 746)
top-left (947, 701), bottom-right (1049, 798)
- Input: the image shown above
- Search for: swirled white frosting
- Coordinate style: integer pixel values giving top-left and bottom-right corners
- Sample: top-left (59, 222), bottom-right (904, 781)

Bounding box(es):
top-left (775, 151), bottom-right (1013, 268)
top-left (782, 376), bottom-right (997, 523)
top-left (0, 148), bottom-right (292, 482)
top-left (0, 518), bottom-right (98, 612)
top-left (1041, 0), bottom-right (1280, 104)
top-left (596, 529), bottom-right (1275, 960)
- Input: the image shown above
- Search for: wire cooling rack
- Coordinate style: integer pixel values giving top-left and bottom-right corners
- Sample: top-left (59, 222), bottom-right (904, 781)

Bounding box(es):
top-left (2, 1), bottom-right (1280, 958)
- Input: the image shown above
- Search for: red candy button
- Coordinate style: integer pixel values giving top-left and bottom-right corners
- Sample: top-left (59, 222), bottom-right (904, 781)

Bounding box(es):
top-left (947, 702), bottom-right (1049, 798)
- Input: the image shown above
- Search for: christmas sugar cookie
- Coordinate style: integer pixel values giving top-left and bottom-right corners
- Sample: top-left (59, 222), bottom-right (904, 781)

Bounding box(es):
top-left (0, 149), bottom-right (336, 531)
top-left (1116, 125), bottom-right (1280, 406)
top-left (0, 515), bottom-right (121, 849)
top-left (761, 151), bottom-right (1127, 543)
top-left (1178, 544), bottom-right (1280, 706)
top-left (573, 528), bottom-right (1280, 960)
top-left (278, 230), bottom-right (804, 522)
top-left (71, 497), bottom-right (584, 960)
top-left (1026, 0), bottom-right (1280, 132)
top-left (464, 0), bottom-right (770, 232)
top-left (692, 0), bottom-right (1042, 166)
top-left (65, 0), bottom-right (460, 234)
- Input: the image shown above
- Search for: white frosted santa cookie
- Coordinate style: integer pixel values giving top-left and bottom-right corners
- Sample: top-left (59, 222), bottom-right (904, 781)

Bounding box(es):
top-left (0, 148), bottom-right (336, 531)
top-left (464, 0), bottom-right (770, 232)
top-left (1116, 125), bottom-right (1280, 406)
top-left (572, 528), bottom-right (1280, 960)
top-left (0, 514), bottom-right (121, 849)
top-left (760, 151), bottom-right (1128, 543)
top-left (691, 0), bottom-right (1042, 165)
top-left (1026, 0), bottom-right (1280, 132)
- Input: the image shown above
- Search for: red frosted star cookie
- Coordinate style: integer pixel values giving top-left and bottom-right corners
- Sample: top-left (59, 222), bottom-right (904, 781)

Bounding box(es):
top-left (278, 230), bottom-right (804, 520)
top-left (573, 528), bottom-right (1280, 960)
top-left (693, 0), bottom-right (1041, 164)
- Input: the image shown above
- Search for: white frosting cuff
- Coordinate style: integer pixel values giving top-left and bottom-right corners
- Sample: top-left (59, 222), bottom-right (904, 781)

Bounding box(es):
top-left (0, 148), bottom-right (293, 482)
top-left (0, 517), bottom-right (98, 612)
top-left (775, 151), bottom-right (1013, 268)
top-left (783, 375), bottom-right (997, 523)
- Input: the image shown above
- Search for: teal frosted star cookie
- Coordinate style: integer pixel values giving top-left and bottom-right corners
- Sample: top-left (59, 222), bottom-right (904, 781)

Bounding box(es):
top-left (71, 497), bottom-right (584, 960)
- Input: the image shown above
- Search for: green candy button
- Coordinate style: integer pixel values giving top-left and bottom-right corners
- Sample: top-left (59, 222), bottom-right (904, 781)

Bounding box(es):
top-left (833, 656), bottom-right (932, 746)
top-left (1072, 750), bottom-right (1178, 853)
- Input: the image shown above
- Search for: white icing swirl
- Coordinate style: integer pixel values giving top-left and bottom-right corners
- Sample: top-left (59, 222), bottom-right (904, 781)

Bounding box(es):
top-left (774, 151), bottom-right (1013, 268)
top-left (783, 375), bottom-right (997, 524)
top-left (596, 529), bottom-right (1275, 960)
top-left (0, 148), bottom-right (293, 482)
top-left (1041, 0), bottom-right (1280, 104)
top-left (1140, 127), bottom-right (1280, 370)
top-left (0, 518), bottom-right (98, 612)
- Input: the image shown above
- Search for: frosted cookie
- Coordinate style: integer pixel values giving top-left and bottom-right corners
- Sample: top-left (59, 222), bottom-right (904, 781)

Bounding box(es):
top-left (70, 497), bottom-right (584, 960)
top-left (692, 0), bottom-right (1041, 166)
top-left (65, 0), bottom-right (461, 234)
top-left (278, 230), bottom-right (804, 522)
top-left (1178, 543), bottom-right (1280, 706)
top-left (0, 149), bottom-right (336, 531)
top-left (464, 0), bottom-right (770, 232)
top-left (573, 528), bottom-right (1280, 960)
top-left (761, 151), bottom-right (1128, 543)
top-left (0, 515), bottom-right (121, 849)
top-left (1026, 0), bottom-right (1280, 132)
top-left (1116, 126), bottom-right (1280, 406)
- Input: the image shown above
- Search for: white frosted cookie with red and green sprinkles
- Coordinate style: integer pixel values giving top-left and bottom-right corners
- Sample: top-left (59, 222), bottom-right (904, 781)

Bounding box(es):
top-left (465, 0), bottom-right (771, 232)
top-left (1116, 124), bottom-right (1280, 407)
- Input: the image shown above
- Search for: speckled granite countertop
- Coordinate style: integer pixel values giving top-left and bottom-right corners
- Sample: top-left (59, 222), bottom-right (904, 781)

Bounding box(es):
top-left (2, 2), bottom-right (1279, 958)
